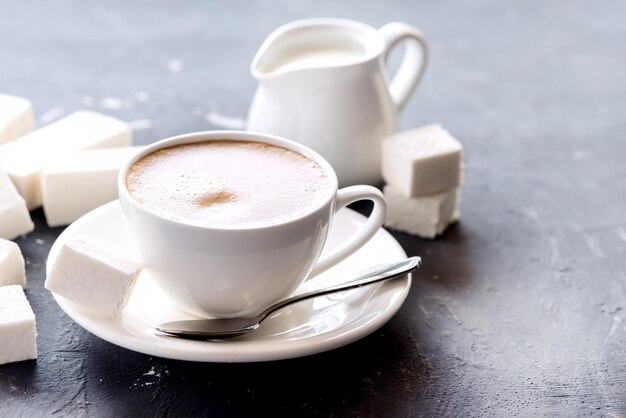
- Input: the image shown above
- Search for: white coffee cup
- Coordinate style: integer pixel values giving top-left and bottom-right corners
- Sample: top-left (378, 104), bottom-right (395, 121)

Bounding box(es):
top-left (118, 131), bottom-right (386, 318)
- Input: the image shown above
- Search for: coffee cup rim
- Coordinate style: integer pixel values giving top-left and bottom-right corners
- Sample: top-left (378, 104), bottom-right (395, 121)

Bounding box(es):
top-left (118, 130), bottom-right (339, 231)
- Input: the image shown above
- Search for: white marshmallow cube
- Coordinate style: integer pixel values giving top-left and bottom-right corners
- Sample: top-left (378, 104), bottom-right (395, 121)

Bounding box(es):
top-left (0, 285), bottom-right (37, 365)
top-left (0, 94), bottom-right (34, 145)
top-left (0, 239), bottom-right (26, 288)
top-left (45, 235), bottom-right (142, 319)
top-left (41, 146), bottom-right (145, 227)
top-left (0, 167), bottom-right (34, 240)
top-left (382, 124), bottom-right (463, 197)
top-left (384, 185), bottom-right (460, 239)
top-left (0, 111), bottom-right (131, 209)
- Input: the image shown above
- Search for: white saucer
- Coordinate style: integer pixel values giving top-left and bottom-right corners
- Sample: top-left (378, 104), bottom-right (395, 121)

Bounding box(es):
top-left (47, 200), bottom-right (410, 362)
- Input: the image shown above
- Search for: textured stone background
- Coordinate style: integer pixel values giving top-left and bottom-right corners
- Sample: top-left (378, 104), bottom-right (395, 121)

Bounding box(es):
top-left (1, 0), bottom-right (625, 416)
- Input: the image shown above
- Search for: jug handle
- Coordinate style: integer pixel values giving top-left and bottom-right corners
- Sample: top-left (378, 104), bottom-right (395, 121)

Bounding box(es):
top-left (379, 22), bottom-right (428, 111)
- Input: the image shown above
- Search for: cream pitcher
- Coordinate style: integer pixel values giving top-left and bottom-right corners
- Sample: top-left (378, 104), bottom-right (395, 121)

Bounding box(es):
top-left (247, 18), bottom-right (428, 186)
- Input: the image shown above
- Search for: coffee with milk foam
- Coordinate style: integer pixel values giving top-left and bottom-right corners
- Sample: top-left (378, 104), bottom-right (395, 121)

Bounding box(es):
top-left (126, 140), bottom-right (331, 228)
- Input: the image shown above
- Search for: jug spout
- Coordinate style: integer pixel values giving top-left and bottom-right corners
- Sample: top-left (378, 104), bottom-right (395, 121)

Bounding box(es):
top-left (251, 18), bottom-right (383, 80)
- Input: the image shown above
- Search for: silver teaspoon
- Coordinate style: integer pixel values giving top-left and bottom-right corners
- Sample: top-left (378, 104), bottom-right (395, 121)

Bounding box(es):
top-left (156, 256), bottom-right (421, 340)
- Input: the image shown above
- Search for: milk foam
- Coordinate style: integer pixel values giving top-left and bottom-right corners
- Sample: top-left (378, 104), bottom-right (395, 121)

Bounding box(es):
top-left (126, 140), bottom-right (330, 228)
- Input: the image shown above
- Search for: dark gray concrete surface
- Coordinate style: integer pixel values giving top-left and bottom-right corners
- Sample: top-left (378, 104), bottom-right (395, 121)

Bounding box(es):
top-left (1, 0), bottom-right (625, 416)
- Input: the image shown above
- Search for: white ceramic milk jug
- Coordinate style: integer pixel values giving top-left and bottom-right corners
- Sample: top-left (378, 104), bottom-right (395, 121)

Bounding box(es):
top-left (247, 18), bottom-right (428, 186)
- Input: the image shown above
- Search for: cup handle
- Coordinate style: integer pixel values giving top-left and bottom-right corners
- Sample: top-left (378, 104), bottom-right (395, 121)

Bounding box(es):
top-left (309, 185), bottom-right (386, 278)
top-left (379, 22), bottom-right (428, 111)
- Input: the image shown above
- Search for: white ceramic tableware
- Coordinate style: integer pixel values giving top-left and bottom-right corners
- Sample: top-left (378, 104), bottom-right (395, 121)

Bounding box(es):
top-left (47, 201), bottom-right (410, 362)
top-left (118, 131), bottom-right (386, 318)
top-left (247, 18), bottom-right (428, 186)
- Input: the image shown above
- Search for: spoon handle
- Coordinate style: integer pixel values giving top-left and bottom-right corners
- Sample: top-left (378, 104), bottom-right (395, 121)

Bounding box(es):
top-left (258, 256), bottom-right (421, 320)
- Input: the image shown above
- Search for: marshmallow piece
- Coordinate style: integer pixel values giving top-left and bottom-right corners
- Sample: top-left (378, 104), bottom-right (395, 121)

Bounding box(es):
top-left (0, 111), bottom-right (131, 209)
top-left (0, 94), bottom-right (34, 145)
top-left (41, 146), bottom-right (145, 227)
top-left (0, 239), bottom-right (26, 288)
top-left (0, 167), bottom-right (34, 240)
top-left (382, 125), bottom-right (463, 197)
top-left (45, 235), bottom-right (142, 319)
top-left (0, 285), bottom-right (37, 365)
top-left (384, 185), bottom-right (460, 239)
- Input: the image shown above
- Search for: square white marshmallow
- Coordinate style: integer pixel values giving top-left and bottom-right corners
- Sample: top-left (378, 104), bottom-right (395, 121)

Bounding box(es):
top-left (0, 285), bottom-right (37, 365)
top-left (382, 124), bottom-right (463, 198)
top-left (384, 185), bottom-right (460, 239)
top-left (41, 146), bottom-right (145, 227)
top-left (0, 111), bottom-right (131, 209)
top-left (45, 235), bottom-right (142, 319)
top-left (0, 238), bottom-right (26, 288)
top-left (0, 94), bottom-right (35, 145)
top-left (0, 167), bottom-right (34, 240)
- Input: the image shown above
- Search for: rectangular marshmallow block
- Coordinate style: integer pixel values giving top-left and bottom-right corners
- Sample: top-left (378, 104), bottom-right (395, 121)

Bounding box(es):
top-left (0, 94), bottom-right (34, 145)
top-left (0, 285), bottom-right (37, 365)
top-left (0, 111), bottom-right (131, 209)
top-left (0, 238), bottom-right (26, 288)
top-left (45, 234), bottom-right (142, 319)
top-left (41, 146), bottom-right (145, 227)
top-left (382, 124), bottom-right (463, 197)
top-left (0, 167), bottom-right (34, 240)
top-left (384, 185), bottom-right (460, 239)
